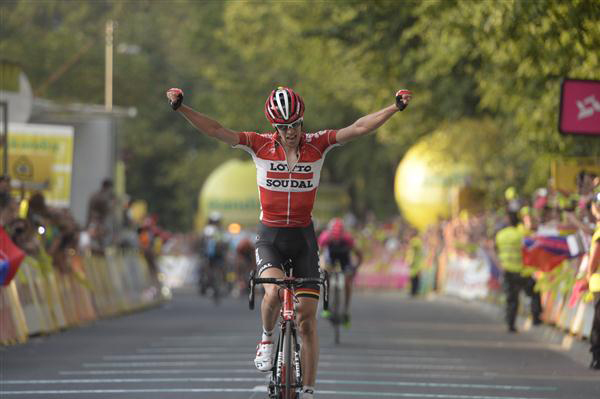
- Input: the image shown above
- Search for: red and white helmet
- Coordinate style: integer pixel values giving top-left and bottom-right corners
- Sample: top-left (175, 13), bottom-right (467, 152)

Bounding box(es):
top-left (264, 87), bottom-right (305, 124)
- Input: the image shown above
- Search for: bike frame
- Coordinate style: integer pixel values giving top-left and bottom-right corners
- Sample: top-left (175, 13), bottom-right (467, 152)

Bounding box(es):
top-left (249, 267), bottom-right (328, 399)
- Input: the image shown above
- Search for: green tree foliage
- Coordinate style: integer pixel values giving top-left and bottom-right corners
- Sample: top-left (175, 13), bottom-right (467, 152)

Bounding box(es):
top-left (1, 0), bottom-right (598, 230)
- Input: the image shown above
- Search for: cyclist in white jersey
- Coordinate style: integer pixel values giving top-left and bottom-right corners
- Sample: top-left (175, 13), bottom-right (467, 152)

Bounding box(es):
top-left (166, 86), bottom-right (412, 399)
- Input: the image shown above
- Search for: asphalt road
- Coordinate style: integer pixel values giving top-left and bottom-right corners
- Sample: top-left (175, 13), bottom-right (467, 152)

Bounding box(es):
top-left (1, 288), bottom-right (599, 399)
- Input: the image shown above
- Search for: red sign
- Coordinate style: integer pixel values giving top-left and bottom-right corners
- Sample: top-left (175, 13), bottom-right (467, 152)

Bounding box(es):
top-left (559, 78), bottom-right (600, 136)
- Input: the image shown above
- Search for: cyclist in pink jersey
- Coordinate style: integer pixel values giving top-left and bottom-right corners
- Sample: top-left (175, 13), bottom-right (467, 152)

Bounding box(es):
top-left (318, 218), bottom-right (363, 326)
top-left (166, 86), bottom-right (412, 399)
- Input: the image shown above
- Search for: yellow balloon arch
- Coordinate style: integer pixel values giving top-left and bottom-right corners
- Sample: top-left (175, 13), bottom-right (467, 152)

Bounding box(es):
top-left (196, 159), bottom-right (260, 230)
top-left (394, 131), bottom-right (472, 231)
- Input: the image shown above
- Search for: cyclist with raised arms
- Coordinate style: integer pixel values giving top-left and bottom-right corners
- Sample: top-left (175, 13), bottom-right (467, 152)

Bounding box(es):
top-left (318, 217), bottom-right (363, 326)
top-left (166, 86), bottom-right (412, 399)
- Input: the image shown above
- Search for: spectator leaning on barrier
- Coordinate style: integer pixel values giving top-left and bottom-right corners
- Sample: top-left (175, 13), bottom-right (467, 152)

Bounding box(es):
top-left (0, 175), bottom-right (16, 228)
top-left (494, 211), bottom-right (542, 333)
top-left (86, 179), bottom-right (116, 253)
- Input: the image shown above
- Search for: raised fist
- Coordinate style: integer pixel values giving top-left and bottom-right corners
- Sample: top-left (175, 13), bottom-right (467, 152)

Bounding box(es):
top-left (166, 88), bottom-right (184, 110)
top-left (395, 89), bottom-right (413, 111)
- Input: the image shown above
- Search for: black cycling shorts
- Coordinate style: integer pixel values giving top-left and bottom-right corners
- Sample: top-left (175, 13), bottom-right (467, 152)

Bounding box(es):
top-left (327, 249), bottom-right (352, 272)
top-left (255, 222), bottom-right (320, 300)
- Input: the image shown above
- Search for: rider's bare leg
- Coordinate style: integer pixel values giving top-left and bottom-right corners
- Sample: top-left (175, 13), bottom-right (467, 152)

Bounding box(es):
top-left (297, 297), bottom-right (319, 387)
top-left (260, 267), bottom-right (285, 331)
top-left (344, 274), bottom-right (353, 314)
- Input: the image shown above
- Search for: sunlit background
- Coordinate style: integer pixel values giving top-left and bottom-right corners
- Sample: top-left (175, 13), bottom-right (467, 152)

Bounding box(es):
top-left (1, 0), bottom-right (598, 232)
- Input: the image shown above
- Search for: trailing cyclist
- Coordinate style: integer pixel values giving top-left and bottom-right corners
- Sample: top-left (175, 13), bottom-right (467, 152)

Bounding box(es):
top-left (318, 218), bottom-right (363, 327)
top-left (166, 85), bottom-right (412, 399)
top-left (197, 212), bottom-right (228, 300)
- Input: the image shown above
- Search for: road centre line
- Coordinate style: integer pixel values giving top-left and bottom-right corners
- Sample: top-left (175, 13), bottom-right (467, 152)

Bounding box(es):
top-left (82, 361), bottom-right (471, 371)
top-left (2, 377), bottom-right (556, 391)
top-left (0, 388), bottom-right (556, 399)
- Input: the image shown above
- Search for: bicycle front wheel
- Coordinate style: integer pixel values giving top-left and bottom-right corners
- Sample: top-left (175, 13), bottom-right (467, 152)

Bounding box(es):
top-left (282, 321), bottom-right (295, 399)
top-left (332, 275), bottom-right (341, 345)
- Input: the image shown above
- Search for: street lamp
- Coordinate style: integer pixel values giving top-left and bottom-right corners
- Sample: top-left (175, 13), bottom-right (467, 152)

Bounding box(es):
top-left (105, 20), bottom-right (114, 112)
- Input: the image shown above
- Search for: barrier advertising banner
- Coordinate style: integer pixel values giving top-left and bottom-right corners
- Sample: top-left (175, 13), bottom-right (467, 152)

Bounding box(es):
top-left (444, 252), bottom-right (491, 300)
top-left (551, 157), bottom-right (600, 194)
top-left (2, 123), bottom-right (74, 207)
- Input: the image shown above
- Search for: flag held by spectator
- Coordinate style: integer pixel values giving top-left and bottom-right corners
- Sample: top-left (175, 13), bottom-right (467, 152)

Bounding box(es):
top-left (0, 227), bottom-right (26, 286)
top-left (522, 235), bottom-right (573, 272)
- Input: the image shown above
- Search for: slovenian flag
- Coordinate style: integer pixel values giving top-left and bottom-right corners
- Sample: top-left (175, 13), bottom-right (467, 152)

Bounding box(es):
top-left (0, 226), bottom-right (26, 286)
top-left (522, 235), bottom-right (576, 272)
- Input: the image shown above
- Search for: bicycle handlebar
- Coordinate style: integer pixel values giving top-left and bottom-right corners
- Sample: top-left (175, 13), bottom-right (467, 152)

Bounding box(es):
top-left (248, 270), bottom-right (329, 311)
top-left (252, 277), bottom-right (324, 286)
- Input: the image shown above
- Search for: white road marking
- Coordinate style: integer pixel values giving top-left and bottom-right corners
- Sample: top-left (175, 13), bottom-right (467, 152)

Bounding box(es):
top-left (57, 368), bottom-right (600, 382)
top-left (81, 360), bottom-right (471, 370)
top-left (138, 346), bottom-right (447, 357)
top-left (0, 388), bottom-right (556, 399)
top-left (152, 335), bottom-right (562, 350)
top-left (2, 377), bottom-right (556, 391)
top-left (59, 369), bottom-right (479, 379)
top-left (104, 353), bottom-right (466, 363)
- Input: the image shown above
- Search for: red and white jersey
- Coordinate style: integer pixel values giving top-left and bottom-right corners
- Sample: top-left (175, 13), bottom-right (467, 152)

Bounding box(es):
top-left (234, 130), bottom-right (340, 227)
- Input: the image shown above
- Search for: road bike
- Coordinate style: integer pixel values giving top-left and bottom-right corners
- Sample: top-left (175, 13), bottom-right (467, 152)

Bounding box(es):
top-left (249, 263), bottom-right (328, 399)
top-left (324, 263), bottom-right (345, 345)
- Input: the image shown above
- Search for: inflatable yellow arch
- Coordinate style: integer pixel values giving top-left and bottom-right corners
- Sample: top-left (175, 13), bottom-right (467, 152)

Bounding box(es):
top-left (196, 159), bottom-right (260, 230)
top-left (394, 131), bottom-right (473, 231)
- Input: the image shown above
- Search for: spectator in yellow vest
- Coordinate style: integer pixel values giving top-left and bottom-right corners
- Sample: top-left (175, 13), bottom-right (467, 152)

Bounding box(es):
top-left (495, 211), bottom-right (542, 333)
top-left (405, 230), bottom-right (424, 297)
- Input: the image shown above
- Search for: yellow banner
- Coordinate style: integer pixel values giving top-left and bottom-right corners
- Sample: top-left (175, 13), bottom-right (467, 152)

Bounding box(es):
top-left (2, 123), bottom-right (74, 206)
top-left (551, 157), bottom-right (600, 194)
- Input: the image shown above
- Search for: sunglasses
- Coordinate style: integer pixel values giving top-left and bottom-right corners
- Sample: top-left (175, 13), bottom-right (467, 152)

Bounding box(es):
top-left (274, 118), bottom-right (303, 131)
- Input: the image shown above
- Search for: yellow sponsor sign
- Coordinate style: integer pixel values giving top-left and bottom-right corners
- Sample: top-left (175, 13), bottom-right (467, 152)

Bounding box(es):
top-left (2, 123), bottom-right (74, 206)
top-left (551, 157), bottom-right (600, 194)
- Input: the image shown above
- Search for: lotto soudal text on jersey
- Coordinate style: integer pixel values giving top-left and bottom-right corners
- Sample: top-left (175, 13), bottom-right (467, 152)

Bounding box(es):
top-left (234, 130), bottom-right (340, 227)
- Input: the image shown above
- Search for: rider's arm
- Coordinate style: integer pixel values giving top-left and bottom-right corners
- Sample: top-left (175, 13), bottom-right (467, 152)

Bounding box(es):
top-left (178, 105), bottom-right (240, 146)
top-left (352, 246), bottom-right (363, 268)
top-left (336, 90), bottom-right (412, 145)
top-left (166, 89), bottom-right (239, 146)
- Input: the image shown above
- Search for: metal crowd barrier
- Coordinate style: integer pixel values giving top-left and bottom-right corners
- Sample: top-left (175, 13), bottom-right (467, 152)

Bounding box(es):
top-left (0, 248), bottom-right (165, 345)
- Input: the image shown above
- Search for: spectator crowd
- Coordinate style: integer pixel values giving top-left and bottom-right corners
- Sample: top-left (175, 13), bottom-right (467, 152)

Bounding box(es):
top-left (0, 176), bottom-right (170, 294)
top-left (345, 171), bottom-right (600, 369)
